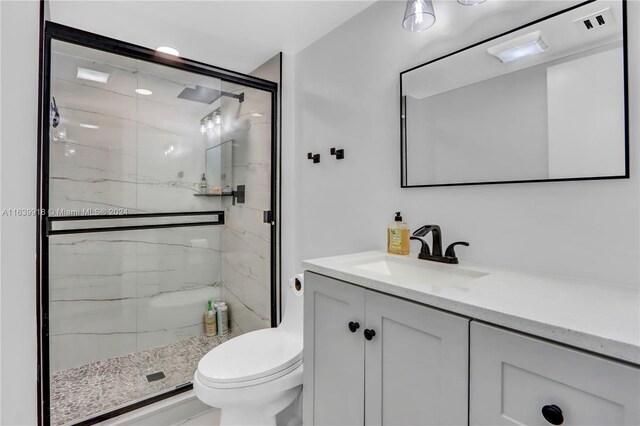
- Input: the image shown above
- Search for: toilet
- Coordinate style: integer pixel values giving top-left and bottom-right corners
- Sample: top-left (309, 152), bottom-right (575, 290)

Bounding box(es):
top-left (193, 275), bottom-right (304, 426)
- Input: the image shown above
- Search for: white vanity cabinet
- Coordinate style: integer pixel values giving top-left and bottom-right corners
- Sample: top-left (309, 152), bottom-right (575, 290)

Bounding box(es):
top-left (470, 322), bottom-right (640, 426)
top-left (303, 272), bottom-right (469, 426)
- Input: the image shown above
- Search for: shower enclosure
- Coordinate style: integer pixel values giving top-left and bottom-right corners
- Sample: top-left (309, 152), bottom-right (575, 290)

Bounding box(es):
top-left (38, 23), bottom-right (279, 425)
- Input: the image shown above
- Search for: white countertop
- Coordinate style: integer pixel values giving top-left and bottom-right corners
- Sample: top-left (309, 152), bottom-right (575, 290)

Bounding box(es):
top-left (302, 250), bottom-right (640, 365)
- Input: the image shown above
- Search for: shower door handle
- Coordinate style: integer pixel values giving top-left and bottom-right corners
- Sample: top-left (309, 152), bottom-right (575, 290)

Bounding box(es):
top-left (263, 210), bottom-right (274, 225)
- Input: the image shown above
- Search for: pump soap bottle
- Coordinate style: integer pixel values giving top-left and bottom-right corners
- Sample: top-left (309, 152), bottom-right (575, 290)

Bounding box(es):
top-left (387, 211), bottom-right (410, 255)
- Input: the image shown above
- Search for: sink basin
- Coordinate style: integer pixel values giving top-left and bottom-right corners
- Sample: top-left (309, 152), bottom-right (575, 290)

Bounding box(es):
top-left (343, 254), bottom-right (487, 288)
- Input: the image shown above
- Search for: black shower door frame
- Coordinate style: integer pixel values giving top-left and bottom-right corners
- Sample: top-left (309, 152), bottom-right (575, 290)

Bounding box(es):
top-left (37, 21), bottom-right (280, 426)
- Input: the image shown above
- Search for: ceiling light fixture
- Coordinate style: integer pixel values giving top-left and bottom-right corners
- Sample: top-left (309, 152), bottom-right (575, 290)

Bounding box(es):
top-left (487, 31), bottom-right (549, 63)
top-left (79, 123), bottom-right (100, 129)
top-left (402, 0), bottom-right (436, 32)
top-left (135, 88), bottom-right (153, 96)
top-left (457, 0), bottom-right (486, 5)
top-left (157, 46), bottom-right (180, 56)
top-left (76, 67), bottom-right (110, 84)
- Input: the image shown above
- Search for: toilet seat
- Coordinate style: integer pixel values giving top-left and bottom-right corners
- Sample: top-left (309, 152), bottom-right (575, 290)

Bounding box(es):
top-left (197, 328), bottom-right (302, 389)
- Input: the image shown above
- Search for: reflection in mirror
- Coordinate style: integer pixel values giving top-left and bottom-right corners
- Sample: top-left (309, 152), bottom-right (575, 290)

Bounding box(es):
top-left (206, 140), bottom-right (233, 191)
top-left (401, 0), bottom-right (628, 187)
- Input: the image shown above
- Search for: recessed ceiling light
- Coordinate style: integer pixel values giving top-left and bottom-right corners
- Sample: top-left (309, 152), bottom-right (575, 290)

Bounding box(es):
top-left (251, 112), bottom-right (263, 117)
top-left (79, 123), bottom-right (100, 129)
top-left (76, 67), bottom-right (109, 84)
top-left (156, 46), bottom-right (180, 56)
top-left (135, 88), bottom-right (153, 96)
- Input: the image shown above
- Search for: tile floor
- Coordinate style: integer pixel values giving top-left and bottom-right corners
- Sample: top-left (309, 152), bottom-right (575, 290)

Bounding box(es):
top-left (50, 335), bottom-right (229, 426)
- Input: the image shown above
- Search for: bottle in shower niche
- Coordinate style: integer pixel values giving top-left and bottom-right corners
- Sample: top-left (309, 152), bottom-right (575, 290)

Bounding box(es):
top-left (387, 211), bottom-right (410, 255)
top-left (204, 300), bottom-right (217, 337)
top-left (214, 300), bottom-right (229, 336)
top-left (199, 173), bottom-right (207, 194)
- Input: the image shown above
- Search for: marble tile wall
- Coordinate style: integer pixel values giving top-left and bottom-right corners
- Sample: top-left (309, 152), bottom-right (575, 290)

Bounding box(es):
top-left (219, 79), bottom-right (274, 335)
top-left (49, 42), bottom-right (228, 371)
top-left (49, 227), bottom-right (222, 372)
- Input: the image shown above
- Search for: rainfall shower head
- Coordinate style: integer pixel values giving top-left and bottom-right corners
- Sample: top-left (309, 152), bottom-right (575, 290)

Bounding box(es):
top-left (177, 85), bottom-right (244, 104)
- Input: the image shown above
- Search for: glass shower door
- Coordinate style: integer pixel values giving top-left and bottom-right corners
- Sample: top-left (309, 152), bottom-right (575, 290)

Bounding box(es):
top-left (44, 34), bottom-right (276, 425)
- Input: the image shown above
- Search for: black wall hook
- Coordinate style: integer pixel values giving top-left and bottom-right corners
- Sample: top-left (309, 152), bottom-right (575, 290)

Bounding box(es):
top-left (330, 147), bottom-right (345, 159)
top-left (307, 152), bottom-right (320, 163)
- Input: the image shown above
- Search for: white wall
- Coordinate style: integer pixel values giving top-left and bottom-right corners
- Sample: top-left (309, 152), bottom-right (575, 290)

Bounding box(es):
top-left (0, 0), bottom-right (40, 424)
top-left (292, 0), bottom-right (639, 288)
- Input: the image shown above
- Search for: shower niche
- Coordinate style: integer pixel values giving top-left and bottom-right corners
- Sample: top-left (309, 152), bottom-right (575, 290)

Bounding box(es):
top-left (39, 23), bottom-right (279, 426)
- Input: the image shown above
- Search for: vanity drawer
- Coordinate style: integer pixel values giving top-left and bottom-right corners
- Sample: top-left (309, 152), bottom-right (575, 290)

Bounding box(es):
top-left (470, 322), bottom-right (640, 426)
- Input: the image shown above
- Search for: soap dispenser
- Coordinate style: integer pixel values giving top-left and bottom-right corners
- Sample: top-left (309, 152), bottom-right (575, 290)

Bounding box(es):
top-left (387, 211), bottom-right (410, 255)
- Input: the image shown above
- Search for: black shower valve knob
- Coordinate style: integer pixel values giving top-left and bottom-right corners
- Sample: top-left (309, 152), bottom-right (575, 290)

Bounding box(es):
top-left (330, 147), bottom-right (345, 159)
top-left (307, 152), bottom-right (320, 163)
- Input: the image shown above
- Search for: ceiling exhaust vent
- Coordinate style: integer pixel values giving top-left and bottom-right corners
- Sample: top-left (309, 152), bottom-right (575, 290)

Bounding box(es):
top-left (573, 7), bottom-right (615, 31)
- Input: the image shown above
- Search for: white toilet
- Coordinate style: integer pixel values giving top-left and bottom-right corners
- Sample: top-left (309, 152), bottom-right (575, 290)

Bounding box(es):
top-left (193, 275), bottom-right (304, 426)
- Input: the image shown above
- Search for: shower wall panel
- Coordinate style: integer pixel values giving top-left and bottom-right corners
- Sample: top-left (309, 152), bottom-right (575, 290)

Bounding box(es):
top-left (219, 56), bottom-right (278, 335)
top-left (49, 227), bottom-right (222, 371)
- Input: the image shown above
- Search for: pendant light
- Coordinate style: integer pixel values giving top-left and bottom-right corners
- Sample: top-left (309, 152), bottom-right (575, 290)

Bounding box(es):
top-left (457, 0), bottom-right (486, 5)
top-left (402, 0), bottom-right (436, 32)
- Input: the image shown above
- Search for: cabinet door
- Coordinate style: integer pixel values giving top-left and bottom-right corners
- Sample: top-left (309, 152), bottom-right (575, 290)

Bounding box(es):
top-left (364, 290), bottom-right (470, 426)
top-left (304, 272), bottom-right (366, 426)
top-left (470, 322), bottom-right (640, 426)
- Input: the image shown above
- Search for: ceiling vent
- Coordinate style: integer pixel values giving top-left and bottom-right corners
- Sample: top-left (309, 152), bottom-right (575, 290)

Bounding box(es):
top-left (573, 7), bottom-right (615, 31)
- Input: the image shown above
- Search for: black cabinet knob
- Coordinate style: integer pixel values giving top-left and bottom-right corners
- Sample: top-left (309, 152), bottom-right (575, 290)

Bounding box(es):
top-left (542, 404), bottom-right (564, 425)
top-left (363, 329), bottom-right (376, 341)
top-left (348, 321), bottom-right (360, 333)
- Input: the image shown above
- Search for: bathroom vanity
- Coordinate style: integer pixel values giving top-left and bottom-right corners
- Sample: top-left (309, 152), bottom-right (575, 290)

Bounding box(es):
top-left (302, 251), bottom-right (640, 425)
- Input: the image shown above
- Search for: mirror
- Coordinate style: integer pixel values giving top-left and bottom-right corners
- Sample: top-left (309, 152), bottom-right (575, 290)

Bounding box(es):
top-left (401, 0), bottom-right (628, 187)
top-left (205, 140), bottom-right (233, 190)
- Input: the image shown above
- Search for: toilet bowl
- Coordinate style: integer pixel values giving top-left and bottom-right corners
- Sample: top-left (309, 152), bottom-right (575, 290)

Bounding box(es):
top-left (194, 275), bottom-right (304, 426)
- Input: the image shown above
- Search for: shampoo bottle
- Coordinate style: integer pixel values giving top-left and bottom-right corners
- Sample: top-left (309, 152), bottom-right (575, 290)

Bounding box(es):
top-left (199, 173), bottom-right (207, 194)
top-left (204, 300), bottom-right (217, 337)
top-left (387, 211), bottom-right (410, 255)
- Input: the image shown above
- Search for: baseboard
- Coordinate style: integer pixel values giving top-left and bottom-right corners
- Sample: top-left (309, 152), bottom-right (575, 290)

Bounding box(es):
top-left (100, 390), bottom-right (217, 426)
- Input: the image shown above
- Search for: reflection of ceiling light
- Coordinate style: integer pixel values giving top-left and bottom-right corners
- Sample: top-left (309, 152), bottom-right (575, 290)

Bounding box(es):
top-left (402, 0), bottom-right (436, 32)
top-left (487, 31), bottom-right (549, 63)
top-left (251, 112), bottom-right (263, 117)
top-left (457, 0), bottom-right (486, 5)
top-left (76, 67), bottom-right (109, 83)
top-left (135, 88), bottom-right (153, 95)
top-left (214, 112), bottom-right (221, 125)
top-left (79, 123), bottom-right (99, 129)
top-left (164, 145), bottom-right (175, 156)
top-left (157, 46), bottom-right (180, 56)
top-left (206, 118), bottom-right (214, 129)
top-left (200, 123), bottom-right (206, 135)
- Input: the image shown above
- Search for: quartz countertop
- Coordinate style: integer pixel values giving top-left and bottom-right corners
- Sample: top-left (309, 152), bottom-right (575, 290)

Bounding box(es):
top-left (302, 250), bottom-right (640, 365)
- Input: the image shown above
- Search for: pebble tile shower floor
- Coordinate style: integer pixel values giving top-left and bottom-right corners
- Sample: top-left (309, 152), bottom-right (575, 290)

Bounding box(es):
top-left (50, 335), bottom-right (230, 426)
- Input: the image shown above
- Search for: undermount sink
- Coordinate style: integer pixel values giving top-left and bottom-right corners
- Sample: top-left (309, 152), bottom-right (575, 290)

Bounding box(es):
top-left (343, 253), bottom-right (488, 288)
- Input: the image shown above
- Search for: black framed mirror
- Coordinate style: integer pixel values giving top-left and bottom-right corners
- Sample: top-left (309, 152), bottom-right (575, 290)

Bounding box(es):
top-left (400, 0), bottom-right (628, 188)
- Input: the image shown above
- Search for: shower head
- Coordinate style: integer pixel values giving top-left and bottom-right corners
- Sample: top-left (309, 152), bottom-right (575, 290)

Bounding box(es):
top-left (178, 85), bottom-right (222, 104)
top-left (177, 85), bottom-right (244, 104)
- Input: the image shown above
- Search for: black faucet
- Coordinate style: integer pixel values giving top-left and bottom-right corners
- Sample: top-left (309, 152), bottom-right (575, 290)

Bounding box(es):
top-left (410, 224), bottom-right (469, 264)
